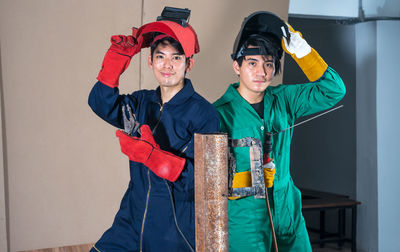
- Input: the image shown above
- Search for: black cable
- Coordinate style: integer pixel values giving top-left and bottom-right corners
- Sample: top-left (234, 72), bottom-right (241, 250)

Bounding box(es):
top-left (164, 180), bottom-right (195, 252)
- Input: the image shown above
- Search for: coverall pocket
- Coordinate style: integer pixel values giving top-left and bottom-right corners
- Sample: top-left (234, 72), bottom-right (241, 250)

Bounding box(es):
top-left (274, 185), bottom-right (296, 236)
top-left (287, 184), bottom-right (305, 233)
top-left (231, 127), bottom-right (255, 173)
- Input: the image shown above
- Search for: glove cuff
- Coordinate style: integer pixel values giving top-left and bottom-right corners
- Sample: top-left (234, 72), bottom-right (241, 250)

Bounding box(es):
top-left (144, 148), bottom-right (186, 182)
top-left (293, 48), bottom-right (328, 82)
top-left (97, 50), bottom-right (132, 88)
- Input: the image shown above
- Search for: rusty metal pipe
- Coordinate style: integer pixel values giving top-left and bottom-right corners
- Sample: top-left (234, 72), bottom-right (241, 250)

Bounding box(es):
top-left (194, 133), bottom-right (229, 252)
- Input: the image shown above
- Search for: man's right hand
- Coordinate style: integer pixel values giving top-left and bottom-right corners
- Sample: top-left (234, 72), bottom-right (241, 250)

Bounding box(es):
top-left (97, 30), bottom-right (142, 88)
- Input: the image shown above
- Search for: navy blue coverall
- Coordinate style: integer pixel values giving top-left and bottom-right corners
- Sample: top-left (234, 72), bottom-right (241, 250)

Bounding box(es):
top-left (88, 79), bottom-right (220, 252)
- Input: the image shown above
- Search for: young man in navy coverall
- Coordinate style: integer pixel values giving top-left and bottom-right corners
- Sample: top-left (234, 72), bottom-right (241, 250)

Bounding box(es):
top-left (88, 9), bottom-right (220, 252)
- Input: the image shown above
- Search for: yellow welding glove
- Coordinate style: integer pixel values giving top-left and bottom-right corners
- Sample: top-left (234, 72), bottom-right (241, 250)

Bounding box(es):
top-left (229, 171), bottom-right (251, 200)
top-left (282, 23), bottom-right (328, 82)
top-left (229, 166), bottom-right (276, 200)
top-left (263, 161), bottom-right (276, 188)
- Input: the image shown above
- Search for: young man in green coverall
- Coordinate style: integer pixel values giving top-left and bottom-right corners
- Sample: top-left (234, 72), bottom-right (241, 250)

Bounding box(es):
top-left (213, 12), bottom-right (346, 251)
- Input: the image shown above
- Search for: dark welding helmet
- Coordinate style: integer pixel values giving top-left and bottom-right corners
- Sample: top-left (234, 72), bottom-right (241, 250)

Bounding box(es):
top-left (231, 11), bottom-right (290, 60)
top-left (134, 6), bottom-right (200, 58)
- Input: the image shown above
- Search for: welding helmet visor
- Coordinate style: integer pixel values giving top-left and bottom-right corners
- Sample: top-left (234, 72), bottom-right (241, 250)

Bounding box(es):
top-left (231, 11), bottom-right (289, 60)
top-left (134, 7), bottom-right (199, 58)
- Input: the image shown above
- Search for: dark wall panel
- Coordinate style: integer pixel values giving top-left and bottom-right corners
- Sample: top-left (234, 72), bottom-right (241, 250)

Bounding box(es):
top-left (283, 17), bottom-right (356, 198)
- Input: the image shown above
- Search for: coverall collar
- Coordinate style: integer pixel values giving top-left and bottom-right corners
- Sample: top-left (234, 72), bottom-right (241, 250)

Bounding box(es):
top-left (216, 83), bottom-right (274, 118)
top-left (154, 78), bottom-right (195, 106)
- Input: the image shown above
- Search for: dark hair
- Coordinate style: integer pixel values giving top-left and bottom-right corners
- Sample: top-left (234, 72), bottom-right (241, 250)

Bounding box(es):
top-left (236, 34), bottom-right (282, 75)
top-left (150, 33), bottom-right (188, 63)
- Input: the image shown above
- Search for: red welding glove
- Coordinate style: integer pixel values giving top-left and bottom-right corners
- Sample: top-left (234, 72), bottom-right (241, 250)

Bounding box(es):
top-left (116, 125), bottom-right (186, 182)
top-left (97, 30), bottom-right (142, 88)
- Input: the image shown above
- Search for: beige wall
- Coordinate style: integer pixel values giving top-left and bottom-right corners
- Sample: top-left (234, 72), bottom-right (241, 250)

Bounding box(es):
top-left (0, 0), bottom-right (288, 251)
top-left (0, 47), bottom-right (8, 252)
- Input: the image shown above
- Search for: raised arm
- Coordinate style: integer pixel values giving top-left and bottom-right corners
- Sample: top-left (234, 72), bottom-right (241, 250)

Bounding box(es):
top-left (88, 31), bottom-right (142, 128)
top-left (281, 23), bottom-right (346, 118)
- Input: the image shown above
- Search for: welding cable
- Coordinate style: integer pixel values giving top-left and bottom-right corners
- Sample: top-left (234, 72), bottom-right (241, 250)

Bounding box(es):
top-left (263, 133), bottom-right (278, 252)
top-left (265, 188), bottom-right (278, 252)
top-left (164, 180), bottom-right (195, 252)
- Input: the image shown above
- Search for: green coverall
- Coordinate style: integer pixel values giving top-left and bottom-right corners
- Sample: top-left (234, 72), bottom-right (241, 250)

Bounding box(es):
top-left (213, 67), bottom-right (346, 251)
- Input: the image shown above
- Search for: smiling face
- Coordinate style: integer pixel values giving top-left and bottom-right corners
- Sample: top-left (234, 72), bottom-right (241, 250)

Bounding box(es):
top-left (234, 53), bottom-right (275, 101)
top-left (148, 41), bottom-right (193, 89)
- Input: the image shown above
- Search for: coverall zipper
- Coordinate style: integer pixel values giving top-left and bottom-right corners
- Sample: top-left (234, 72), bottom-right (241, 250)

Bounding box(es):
top-left (139, 169), bottom-right (151, 252)
top-left (152, 103), bottom-right (164, 133)
top-left (140, 103), bottom-right (163, 251)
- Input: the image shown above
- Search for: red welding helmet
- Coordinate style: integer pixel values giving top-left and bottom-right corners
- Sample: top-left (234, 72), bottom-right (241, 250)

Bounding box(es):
top-left (133, 7), bottom-right (200, 58)
top-left (231, 11), bottom-right (290, 60)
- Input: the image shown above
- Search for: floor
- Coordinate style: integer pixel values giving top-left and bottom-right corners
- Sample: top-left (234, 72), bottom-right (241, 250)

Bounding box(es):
top-left (22, 242), bottom-right (352, 252)
top-left (20, 243), bottom-right (94, 252)
top-left (20, 236), bottom-right (352, 252)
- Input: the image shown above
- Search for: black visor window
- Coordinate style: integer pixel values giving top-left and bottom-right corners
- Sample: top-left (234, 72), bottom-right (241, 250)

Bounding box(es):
top-left (236, 47), bottom-right (262, 58)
